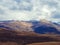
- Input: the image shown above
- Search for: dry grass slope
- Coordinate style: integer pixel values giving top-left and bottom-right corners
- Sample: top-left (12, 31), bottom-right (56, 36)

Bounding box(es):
top-left (27, 42), bottom-right (60, 45)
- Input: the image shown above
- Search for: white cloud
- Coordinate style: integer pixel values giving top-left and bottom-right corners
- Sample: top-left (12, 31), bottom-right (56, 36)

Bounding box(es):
top-left (0, 0), bottom-right (60, 22)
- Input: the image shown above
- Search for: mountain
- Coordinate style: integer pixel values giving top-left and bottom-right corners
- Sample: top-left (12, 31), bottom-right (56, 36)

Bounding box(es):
top-left (32, 19), bottom-right (60, 34)
top-left (0, 20), bottom-right (33, 32)
top-left (0, 20), bottom-right (60, 34)
top-left (0, 20), bottom-right (60, 45)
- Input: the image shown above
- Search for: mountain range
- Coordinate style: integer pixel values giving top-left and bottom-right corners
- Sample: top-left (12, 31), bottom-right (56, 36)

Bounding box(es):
top-left (0, 20), bottom-right (60, 45)
top-left (0, 19), bottom-right (60, 34)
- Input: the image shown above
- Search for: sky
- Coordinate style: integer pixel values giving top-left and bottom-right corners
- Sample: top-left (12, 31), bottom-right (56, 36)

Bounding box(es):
top-left (0, 0), bottom-right (60, 22)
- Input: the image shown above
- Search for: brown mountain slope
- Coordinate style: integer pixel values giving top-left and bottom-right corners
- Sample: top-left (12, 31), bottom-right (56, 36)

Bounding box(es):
top-left (0, 20), bottom-right (60, 45)
top-left (0, 28), bottom-right (60, 45)
top-left (0, 21), bottom-right (33, 32)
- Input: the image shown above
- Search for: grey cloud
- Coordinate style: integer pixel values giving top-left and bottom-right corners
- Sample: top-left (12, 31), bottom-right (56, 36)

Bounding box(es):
top-left (52, 12), bottom-right (60, 19)
top-left (19, 5), bottom-right (33, 11)
top-left (0, 9), bottom-right (5, 15)
top-left (14, 0), bottom-right (31, 3)
top-left (14, 0), bottom-right (21, 3)
top-left (0, 0), bottom-right (33, 11)
top-left (40, 0), bottom-right (58, 8)
top-left (11, 0), bottom-right (33, 11)
top-left (0, 0), bottom-right (60, 21)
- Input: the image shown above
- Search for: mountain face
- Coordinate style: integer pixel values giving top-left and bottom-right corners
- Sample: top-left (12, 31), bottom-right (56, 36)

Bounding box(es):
top-left (32, 19), bottom-right (60, 34)
top-left (0, 20), bottom-right (60, 34)
top-left (0, 20), bottom-right (33, 32)
top-left (33, 25), bottom-right (60, 34)
top-left (0, 20), bottom-right (60, 45)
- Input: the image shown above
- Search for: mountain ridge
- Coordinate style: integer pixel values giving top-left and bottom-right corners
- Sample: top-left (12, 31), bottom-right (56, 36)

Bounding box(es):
top-left (0, 20), bottom-right (60, 34)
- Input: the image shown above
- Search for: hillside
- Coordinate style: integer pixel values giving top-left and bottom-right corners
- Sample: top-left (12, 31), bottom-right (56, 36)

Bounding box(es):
top-left (0, 28), bottom-right (60, 45)
top-left (0, 20), bottom-right (60, 45)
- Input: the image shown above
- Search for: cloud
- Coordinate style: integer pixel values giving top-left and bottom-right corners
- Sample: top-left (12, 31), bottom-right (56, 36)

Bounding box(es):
top-left (0, 0), bottom-right (60, 22)
top-left (52, 12), bottom-right (60, 19)
top-left (0, 9), bottom-right (5, 15)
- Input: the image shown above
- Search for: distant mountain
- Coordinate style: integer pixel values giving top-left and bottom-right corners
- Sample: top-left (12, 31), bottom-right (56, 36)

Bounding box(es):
top-left (0, 20), bottom-right (60, 45)
top-left (0, 20), bottom-right (33, 32)
top-left (0, 20), bottom-right (60, 34)
top-left (32, 19), bottom-right (60, 34)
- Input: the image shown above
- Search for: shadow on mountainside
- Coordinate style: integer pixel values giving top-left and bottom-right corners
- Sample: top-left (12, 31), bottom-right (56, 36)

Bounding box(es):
top-left (33, 25), bottom-right (60, 34)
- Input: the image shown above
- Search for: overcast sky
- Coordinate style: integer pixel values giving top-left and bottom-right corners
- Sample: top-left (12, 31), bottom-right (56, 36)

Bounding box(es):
top-left (0, 0), bottom-right (60, 22)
